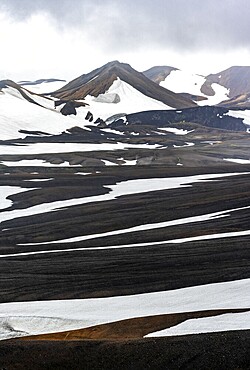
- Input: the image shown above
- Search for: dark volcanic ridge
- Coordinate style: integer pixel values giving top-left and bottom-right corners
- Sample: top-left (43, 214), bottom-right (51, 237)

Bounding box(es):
top-left (111, 106), bottom-right (247, 132)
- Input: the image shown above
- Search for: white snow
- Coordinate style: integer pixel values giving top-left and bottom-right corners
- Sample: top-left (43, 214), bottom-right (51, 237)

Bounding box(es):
top-left (101, 158), bottom-right (137, 166)
top-left (0, 142), bottom-right (159, 155)
top-left (0, 87), bottom-right (91, 140)
top-left (17, 204), bottom-right (250, 249)
top-left (0, 172), bottom-right (245, 226)
top-left (164, 229), bottom-right (250, 244)
top-left (101, 128), bottom-right (125, 135)
top-left (19, 80), bottom-right (67, 94)
top-left (198, 83), bottom-right (229, 106)
top-left (0, 316), bottom-right (87, 341)
top-left (226, 109), bottom-right (250, 127)
top-left (160, 70), bottom-right (229, 106)
top-left (160, 70), bottom-right (206, 96)
top-left (21, 88), bottom-right (55, 110)
top-left (84, 78), bottom-right (172, 122)
top-left (0, 186), bottom-right (36, 210)
top-left (1, 159), bottom-right (79, 167)
top-left (224, 158), bottom-right (250, 164)
top-left (75, 172), bottom-right (93, 176)
top-left (159, 128), bottom-right (194, 135)
top-left (202, 141), bottom-right (221, 145)
top-left (102, 160), bottom-right (119, 166)
top-left (145, 311), bottom-right (250, 337)
top-left (0, 279), bottom-right (249, 340)
top-left (23, 178), bottom-right (54, 182)
top-left (121, 159), bottom-right (137, 166)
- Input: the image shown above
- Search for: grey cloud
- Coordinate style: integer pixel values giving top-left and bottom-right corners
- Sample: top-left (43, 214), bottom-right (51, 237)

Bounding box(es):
top-left (1, 0), bottom-right (250, 52)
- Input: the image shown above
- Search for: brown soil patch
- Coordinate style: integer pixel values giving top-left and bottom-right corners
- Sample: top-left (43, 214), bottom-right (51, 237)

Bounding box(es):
top-left (21, 308), bottom-right (249, 341)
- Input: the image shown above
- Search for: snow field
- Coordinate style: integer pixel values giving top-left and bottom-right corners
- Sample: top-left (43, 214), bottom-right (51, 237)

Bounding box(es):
top-left (160, 69), bottom-right (229, 105)
top-left (0, 278), bottom-right (249, 340)
top-left (0, 172), bottom-right (248, 226)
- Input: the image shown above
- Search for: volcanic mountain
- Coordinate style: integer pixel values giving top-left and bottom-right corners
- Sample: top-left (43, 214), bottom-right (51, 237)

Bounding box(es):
top-left (52, 61), bottom-right (196, 109)
top-left (201, 66), bottom-right (250, 98)
top-left (143, 66), bottom-right (229, 106)
top-left (146, 65), bottom-right (250, 106)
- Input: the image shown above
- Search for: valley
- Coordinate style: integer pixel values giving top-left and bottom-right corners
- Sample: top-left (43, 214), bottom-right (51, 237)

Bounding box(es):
top-left (0, 60), bottom-right (249, 369)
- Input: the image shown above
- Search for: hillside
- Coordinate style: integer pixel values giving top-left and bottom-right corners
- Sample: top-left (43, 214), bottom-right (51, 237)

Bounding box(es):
top-left (52, 61), bottom-right (196, 109)
top-left (202, 66), bottom-right (250, 98)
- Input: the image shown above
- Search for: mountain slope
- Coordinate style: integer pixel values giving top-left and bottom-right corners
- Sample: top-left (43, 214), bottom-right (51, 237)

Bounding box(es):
top-left (143, 65), bottom-right (178, 84)
top-left (19, 79), bottom-right (67, 95)
top-left (0, 80), bottom-right (91, 140)
top-left (201, 66), bottom-right (250, 98)
top-left (52, 61), bottom-right (196, 109)
top-left (143, 67), bottom-right (229, 105)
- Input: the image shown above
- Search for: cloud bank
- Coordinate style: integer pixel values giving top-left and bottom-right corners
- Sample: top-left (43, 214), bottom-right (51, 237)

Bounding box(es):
top-left (2, 0), bottom-right (250, 51)
top-left (0, 0), bottom-right (250, 79)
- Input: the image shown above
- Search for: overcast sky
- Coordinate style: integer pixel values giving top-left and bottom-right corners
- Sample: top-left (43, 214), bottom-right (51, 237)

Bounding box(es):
top-left (1, 0), bottom-right (250, 81)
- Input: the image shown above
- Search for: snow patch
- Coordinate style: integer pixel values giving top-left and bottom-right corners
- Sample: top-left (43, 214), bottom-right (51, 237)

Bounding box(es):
top-left (160, 70), bottom-right (229, 106)
top-left (145, 311), bottom-right (250, 337)
top-left (0, 142), bottom-right (160, 155)
top-left (0, 186), bottom-right (37, 210)
top-left (223, 158), bottom-right (250, 164)
top-left (226, 110), bottom-right (250, 128)
top-left (160, 127), bottom-right (194, 135)
top-left (0, 279), bottom-right (249, 340)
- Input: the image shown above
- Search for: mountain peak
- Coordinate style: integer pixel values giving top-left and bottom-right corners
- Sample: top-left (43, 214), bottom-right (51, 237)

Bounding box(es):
top-left (52, 61), bottom-right (196, 109)
top-left (105, 60), bottom-right (121, 67)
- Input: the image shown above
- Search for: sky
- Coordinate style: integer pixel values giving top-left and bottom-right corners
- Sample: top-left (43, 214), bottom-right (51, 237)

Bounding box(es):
top-left (0, 0), bottom-right (250, 81)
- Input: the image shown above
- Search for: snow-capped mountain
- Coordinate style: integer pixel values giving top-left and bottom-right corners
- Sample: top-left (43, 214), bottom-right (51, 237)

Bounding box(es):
top-left (203, 66), bottom-right (250, 98)
top-left (52, 61), bottom-right (196, 109)
top-left (143, 66), bottom-right (229, 105)
top-left (0, 80), bottom-right (92, 140)
top-left (144, 65), bottom-right (250, 108)
top-left (2, 60), bottom-right (250, 143)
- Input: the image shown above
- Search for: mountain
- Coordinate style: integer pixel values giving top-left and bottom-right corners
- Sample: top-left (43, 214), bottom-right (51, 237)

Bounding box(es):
top-left (1, 73), bottom-right (249, 142)
top-left (143, 67), bottom-right (229, 105)
top-left (146, 65), bottom-right (250, 105)
top-left (218, 92), bottom-right (250, 108)
top-left (0, 79), bottom-right (91, 140)
top-left (143, 65), bottom-right (178, 84)
top-left (201, 66), bottom-right (250, 98)
top-left (52, 61), bottom-right (196, 109)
